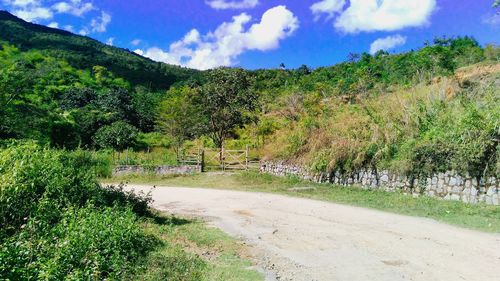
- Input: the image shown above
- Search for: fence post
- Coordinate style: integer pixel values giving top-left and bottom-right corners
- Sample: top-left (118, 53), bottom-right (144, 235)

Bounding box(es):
top-left (245, 145), bottom-right (249, 171)
top-left (201, 148), bottom-right (205, 172)
top-left (221, 146), bottom-right (225, 171)
top-left (196, 148), bottom-right (200, 167)
top-left (196, 148), bottom-right (201, 172)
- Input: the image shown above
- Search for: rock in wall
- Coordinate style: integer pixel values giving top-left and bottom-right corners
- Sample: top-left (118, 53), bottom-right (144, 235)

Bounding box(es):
top-left (260, 162), bottom-right (499, 205)
top-left (113, 165), bottom-right (201, 176)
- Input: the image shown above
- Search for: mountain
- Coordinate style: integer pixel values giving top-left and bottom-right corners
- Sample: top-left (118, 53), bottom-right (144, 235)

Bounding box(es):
top-left (0, 10), bottom-right (197, 90)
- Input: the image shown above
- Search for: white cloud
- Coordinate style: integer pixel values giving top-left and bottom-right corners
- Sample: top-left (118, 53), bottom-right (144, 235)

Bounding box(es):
top-left (90, 11), bottom-right (111, 32)
top-left (310, 0), bottom-right (345, 21)
top-left (106, 37), bottom-right (114, 46)
top-left (2, 0), bottom-right (39, 7)
top-left (133, 49), bottom-right (144, 56)
top-left (78, 28), bottom-right (88, 35)
top-left (47, 21), bottom-right (58, 28)
top-left (131, 39), bottom-right (141, 46)
top-left (3, 0), bottom-right (51, 21)
top-left (63, 24), bottom-right (74, 32)
top-left (13, 6), bottom-right (52, 21)
top-left (334, 0), bottom-right (436, 33)
top-left (136, 5), bottom-right (298, 70)
top-left (3, 0), bottom-right (104, 33)
top-left (206, 0), bottom-right (258, 10)
top-left (3, 0), bottom-right (112, 37)
top-left (482, 13), bottom-right (500, 26)
top-left (52, 0), bottom-right (94, 17)
top-left (369, 34), bottom-right (406, 54)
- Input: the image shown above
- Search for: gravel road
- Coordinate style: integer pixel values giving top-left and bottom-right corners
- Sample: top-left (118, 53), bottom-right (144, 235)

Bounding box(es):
top-left (126, 185), bottom-right (500, 281)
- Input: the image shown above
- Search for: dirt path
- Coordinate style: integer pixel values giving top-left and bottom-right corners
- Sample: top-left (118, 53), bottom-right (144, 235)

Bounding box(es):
top-left (127, 185), bottom-right (500, 281)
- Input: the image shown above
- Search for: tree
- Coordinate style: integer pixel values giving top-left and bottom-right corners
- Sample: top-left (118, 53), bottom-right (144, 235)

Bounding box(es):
top-left (157, 86), bottom-right (203, 152)
top-left (484, 44), bottom-right (500, 61)
top-left (60, 87), bottom-right (96, 110)
top-left (92, 87), bottom-right (133, 121)
top-left (199, 68), bottom-right (259, 148)
top-left (131, 86), bottom-right (162, 132)
top-left (296, 64), bottom-right (312, 76)
top-left (93, 121), bottom-right (138, 150)
top-left (0, 57), bottom-right (36, 107)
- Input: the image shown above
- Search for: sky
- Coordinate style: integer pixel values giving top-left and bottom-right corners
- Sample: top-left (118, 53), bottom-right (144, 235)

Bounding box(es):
top-left (1, 0), bottom-right (499, 70)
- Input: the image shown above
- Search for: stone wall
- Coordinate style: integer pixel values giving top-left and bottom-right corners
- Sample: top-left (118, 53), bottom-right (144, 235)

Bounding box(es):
top-left (113, 165), bottom-right (201, 176)
top-left (260, 162), bottom-right (499, 205)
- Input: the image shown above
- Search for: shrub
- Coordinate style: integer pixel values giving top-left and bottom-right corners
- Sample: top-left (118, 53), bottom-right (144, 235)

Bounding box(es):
top-left (0, 142), bottom-right (100, 238)
top-left (93, 121), bottom-right (139, 151)
top-left (97, 184), bottom-right (154, 217)
top-left (69, 149), bottom-right (113, 178)
top-left (0, 142), bottom-right (157, 280)
top-left (1, 205), bottom-right (155, 280)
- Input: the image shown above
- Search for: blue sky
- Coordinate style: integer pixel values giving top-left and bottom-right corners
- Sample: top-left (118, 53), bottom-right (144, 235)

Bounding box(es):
top-left (1, 0), bottom-right (499, 70)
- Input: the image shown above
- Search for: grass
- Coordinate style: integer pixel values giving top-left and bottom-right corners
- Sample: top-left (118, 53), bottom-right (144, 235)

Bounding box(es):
top-left (105, 171), bottom-right (500, 233)
top-left (132, 213), bottom-right (263, 281)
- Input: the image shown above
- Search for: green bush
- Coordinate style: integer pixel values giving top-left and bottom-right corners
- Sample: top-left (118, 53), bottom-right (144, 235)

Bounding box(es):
top-left (93, 121), bottom-right (139, 151)
top-left (69, 149), bottom-right (114, 178)
top-left (0, 142), bottom-right (158, 280)
top-left (0, 142), bottom-right (100, 238)
top-left (1, 205), bottom-right (155, 280)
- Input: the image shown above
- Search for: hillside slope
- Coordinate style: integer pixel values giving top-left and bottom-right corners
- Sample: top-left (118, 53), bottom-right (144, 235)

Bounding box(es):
top-left (0, 11), bottom-right (197, 89)
top-left (256, 62), bottom-right (499, 178)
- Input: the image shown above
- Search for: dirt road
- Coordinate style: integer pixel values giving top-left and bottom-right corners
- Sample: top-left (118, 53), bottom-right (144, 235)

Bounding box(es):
top-left (127, 185), bottom-right (500, 281)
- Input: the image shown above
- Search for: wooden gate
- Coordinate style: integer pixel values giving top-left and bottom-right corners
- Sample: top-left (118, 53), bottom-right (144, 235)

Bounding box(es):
top-left (179, 146), bottom-right (259, 172)
top-left (222, 147), bottom-right (248, 171)
top-left (203, 148), bottom-right (224, 171)
top-left (203, 146), bottom-right (249, 171)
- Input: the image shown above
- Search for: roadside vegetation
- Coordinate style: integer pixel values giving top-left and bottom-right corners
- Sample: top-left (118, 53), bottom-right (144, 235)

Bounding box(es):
top-left (2, 28), bottom-right (499, 183)
top-left (1, 11), bottom-right (499, 279)
top-left (110, 172), bottom-right (500, 233)
top-left (0, 142), bottom-right (261, 280)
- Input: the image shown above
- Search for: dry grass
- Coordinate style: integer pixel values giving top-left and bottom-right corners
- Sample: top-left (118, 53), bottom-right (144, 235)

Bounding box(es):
top-left (259, 63), bottom-right (499, 175)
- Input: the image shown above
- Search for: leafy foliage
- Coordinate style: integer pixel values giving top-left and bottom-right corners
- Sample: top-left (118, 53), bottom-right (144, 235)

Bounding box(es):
top-left (93, 121), bottom-right (139, 150)
top-left (159, 68), bottom-right (259, 148)
top-left (262, 68), bottom-right (499, 178)
top-left (158, 86), bottom-right (204, 150)
top-left (1, 205), bottom-right (154, 280)
top-left (0, 44), bottom-right (166, 148)
top-left (0, 142), bottom-right (158, 280)
top-left (199, 68), bottom-right (259, 147)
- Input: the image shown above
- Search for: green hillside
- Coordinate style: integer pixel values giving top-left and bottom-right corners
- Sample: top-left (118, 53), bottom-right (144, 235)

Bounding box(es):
top-left (0, 11), bottom-right (198, 90)
top-left (163, 38), bottom-right (500, 178)
top-left (0, 8), bottom-right (499, 178)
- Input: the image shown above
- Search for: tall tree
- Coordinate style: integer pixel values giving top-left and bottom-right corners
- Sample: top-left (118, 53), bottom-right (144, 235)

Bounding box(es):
top-left (200, 68), bottom-right (258, 148)
top-left (157, 86), bottom-right (203, 152)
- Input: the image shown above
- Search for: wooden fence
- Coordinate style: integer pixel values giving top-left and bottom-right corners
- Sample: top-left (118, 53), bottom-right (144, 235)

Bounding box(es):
top-left (178, 146), bottom-right (259, 172)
